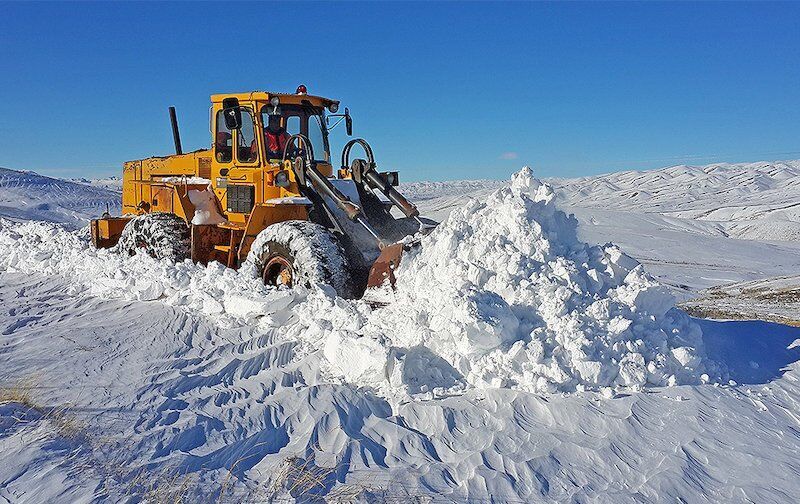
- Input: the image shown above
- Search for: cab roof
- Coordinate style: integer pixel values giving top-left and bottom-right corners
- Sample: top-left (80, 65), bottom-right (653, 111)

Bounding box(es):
top-left (210, 91), bottom-right (337, 108)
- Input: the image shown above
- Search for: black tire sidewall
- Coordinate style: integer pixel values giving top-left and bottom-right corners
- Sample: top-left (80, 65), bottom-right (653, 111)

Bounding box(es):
top-left (118, 213), bottom-right (190, 261)
top-left (250, 220), bottom-right (352, 298)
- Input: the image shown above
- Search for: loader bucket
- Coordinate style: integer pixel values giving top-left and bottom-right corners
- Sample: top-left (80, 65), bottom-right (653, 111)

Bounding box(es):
top-left (366, 242), bottom-right (408, 289)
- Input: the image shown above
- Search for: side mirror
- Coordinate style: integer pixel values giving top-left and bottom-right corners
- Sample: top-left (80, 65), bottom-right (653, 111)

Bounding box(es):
top-left (222, 97), bottom-right (242, 130)
top-left (345, 107), bottom-right (353, 136)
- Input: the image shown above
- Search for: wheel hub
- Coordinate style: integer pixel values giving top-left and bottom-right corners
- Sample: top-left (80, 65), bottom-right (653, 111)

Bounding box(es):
top-left (263, 256), bottom-right (293, 288)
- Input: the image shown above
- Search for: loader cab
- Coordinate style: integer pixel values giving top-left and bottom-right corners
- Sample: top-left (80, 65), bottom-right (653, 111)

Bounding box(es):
top-left (211, 93), bottom-right (338, 168)
top-left (209, 91), bottom-right (342, 224)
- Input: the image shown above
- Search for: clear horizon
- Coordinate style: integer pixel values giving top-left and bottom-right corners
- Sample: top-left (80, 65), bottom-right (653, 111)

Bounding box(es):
top-left (1, 1), bottom-right (798, 182)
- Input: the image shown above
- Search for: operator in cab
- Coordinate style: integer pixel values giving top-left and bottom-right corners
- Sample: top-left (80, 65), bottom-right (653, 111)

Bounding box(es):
top-left (264, 115), bottom-right (289, 159)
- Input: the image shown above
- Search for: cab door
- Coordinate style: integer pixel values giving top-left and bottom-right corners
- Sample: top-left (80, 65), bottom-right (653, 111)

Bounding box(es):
top-left (225, 107), bottom-right (261, 221)
top-left (233, 108), bottom-right (261, 168)
top-left (211, 106), bottom-right (235, 212)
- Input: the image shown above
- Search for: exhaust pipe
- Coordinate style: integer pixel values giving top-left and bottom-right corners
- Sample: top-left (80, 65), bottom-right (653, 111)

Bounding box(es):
top-left (169, 106), bottom-right (183, 155)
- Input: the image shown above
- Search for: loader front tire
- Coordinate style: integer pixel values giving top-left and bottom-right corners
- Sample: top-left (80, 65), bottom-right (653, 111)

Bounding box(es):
top-left (116, 212), bottom-right (190, 261)
top-left (246, 220), bottom-right (352, 298)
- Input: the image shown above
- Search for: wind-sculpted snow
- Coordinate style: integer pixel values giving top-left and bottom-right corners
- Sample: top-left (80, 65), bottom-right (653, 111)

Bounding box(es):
top-left (0, 168), bottom-right (719, 402)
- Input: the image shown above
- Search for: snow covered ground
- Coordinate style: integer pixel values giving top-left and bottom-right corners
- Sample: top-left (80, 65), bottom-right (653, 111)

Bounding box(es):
top-left (407, 160), bottom-right (800, 298)
top-left (0, 162), bottom-right (799, 502)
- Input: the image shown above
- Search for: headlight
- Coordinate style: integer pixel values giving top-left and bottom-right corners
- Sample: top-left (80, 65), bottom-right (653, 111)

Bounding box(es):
top-left (275, 170), bottom-right (290, 188)
top-left (270, 96), bottom-right (280, 107)
top-left (328, 102), bottom-right (339, 113)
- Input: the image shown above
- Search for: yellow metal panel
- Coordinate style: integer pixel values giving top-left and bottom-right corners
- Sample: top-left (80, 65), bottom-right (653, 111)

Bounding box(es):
top-left (90, 216), bottom-right (131, 248)
top-left (238, 203), bottom-right (309, 261)
top-left (210, 91), bottom-right (333, 108)
top-left (150, 185), bottom-right (173, 213)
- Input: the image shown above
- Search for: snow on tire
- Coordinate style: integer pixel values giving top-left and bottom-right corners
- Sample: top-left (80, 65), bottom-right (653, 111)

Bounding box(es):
top-left (116, 212), bottom-right (190, 261)
top-left (246, 220), bottom-right (352, 298)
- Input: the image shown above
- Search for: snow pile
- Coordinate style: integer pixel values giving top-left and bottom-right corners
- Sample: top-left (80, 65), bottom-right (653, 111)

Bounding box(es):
top-left (0, 219), bottom-right (294, 325)
top-left (188, 187), bottom-right (226, 225)
top-left (334, 167), bottom-right (717, 396)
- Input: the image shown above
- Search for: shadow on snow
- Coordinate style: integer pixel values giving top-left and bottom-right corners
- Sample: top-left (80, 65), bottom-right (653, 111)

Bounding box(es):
top-left (697, 318), bottom-right (800, 384)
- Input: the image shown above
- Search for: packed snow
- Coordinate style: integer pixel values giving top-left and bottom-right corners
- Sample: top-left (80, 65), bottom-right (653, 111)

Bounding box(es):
top-left (0, 163), bottom-right (799, 502)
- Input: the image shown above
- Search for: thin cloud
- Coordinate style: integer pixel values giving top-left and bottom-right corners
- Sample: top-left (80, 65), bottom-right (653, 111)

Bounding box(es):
top-left (499, 152), bottom-right (519, 160)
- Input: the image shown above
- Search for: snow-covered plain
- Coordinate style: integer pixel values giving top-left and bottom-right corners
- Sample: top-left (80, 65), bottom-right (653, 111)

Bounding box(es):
top-left (0, 162), bottom-right (799, 502)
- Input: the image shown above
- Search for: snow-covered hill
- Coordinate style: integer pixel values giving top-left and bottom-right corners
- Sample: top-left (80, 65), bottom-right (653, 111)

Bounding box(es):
top-left (0, 167), bottom-right (121, 228)
top-left (551, 160), bottom-right (800, 241)
top-left (406, 161), bottom-right (800, 295)
top-left (408, 160), bottom-right (800, 242)
top-left (70, 175), bottom-right (123, 192)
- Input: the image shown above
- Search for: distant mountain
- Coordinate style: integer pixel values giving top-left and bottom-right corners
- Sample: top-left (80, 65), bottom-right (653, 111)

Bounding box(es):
top-left (0, 167), bottom-right (121, 228)
top-left (70, 176), bottom-right (123, 192)
top-left (402, 161), bottom-right (800, 242)
top-left (551, 160), bottom-right (800, 241)
top-left (3, 159), bottom-right (799, 240)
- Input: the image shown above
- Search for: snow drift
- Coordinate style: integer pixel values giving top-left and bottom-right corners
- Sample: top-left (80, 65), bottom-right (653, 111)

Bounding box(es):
top-left (0, 168), bottom-right (718, 402)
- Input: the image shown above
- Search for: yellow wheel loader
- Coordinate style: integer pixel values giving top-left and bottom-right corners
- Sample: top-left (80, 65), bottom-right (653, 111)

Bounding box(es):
top-left (90, 86), bottom-right (434, 298)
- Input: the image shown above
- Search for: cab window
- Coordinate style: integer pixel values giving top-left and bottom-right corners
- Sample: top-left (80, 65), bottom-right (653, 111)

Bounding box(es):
top-left (215, 110), bottom-right (232, 163)
top-left (285, 116), bottom-right (300, 136)
top-left (237, 109), bottom-right (258, 163)
top-left (261, 105), bottom-right (329, 163)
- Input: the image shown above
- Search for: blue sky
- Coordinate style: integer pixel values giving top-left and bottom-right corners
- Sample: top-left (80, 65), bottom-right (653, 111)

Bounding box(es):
top-left (1, 1), bottom-right (798, 181)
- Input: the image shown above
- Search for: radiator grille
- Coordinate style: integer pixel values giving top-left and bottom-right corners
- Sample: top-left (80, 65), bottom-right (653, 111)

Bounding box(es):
top-left (226, 184), bottom-right (255, 214)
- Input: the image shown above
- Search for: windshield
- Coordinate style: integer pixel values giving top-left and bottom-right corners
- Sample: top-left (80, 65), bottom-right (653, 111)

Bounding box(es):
top-left (260, 104), bottom-right (330, 163)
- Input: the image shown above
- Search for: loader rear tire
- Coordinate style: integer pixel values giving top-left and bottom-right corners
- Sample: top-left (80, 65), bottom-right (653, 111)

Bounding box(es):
top-left (116, 212), bottom-right (190, 261)
top-left (246, 220), bottom-right (352, 298)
